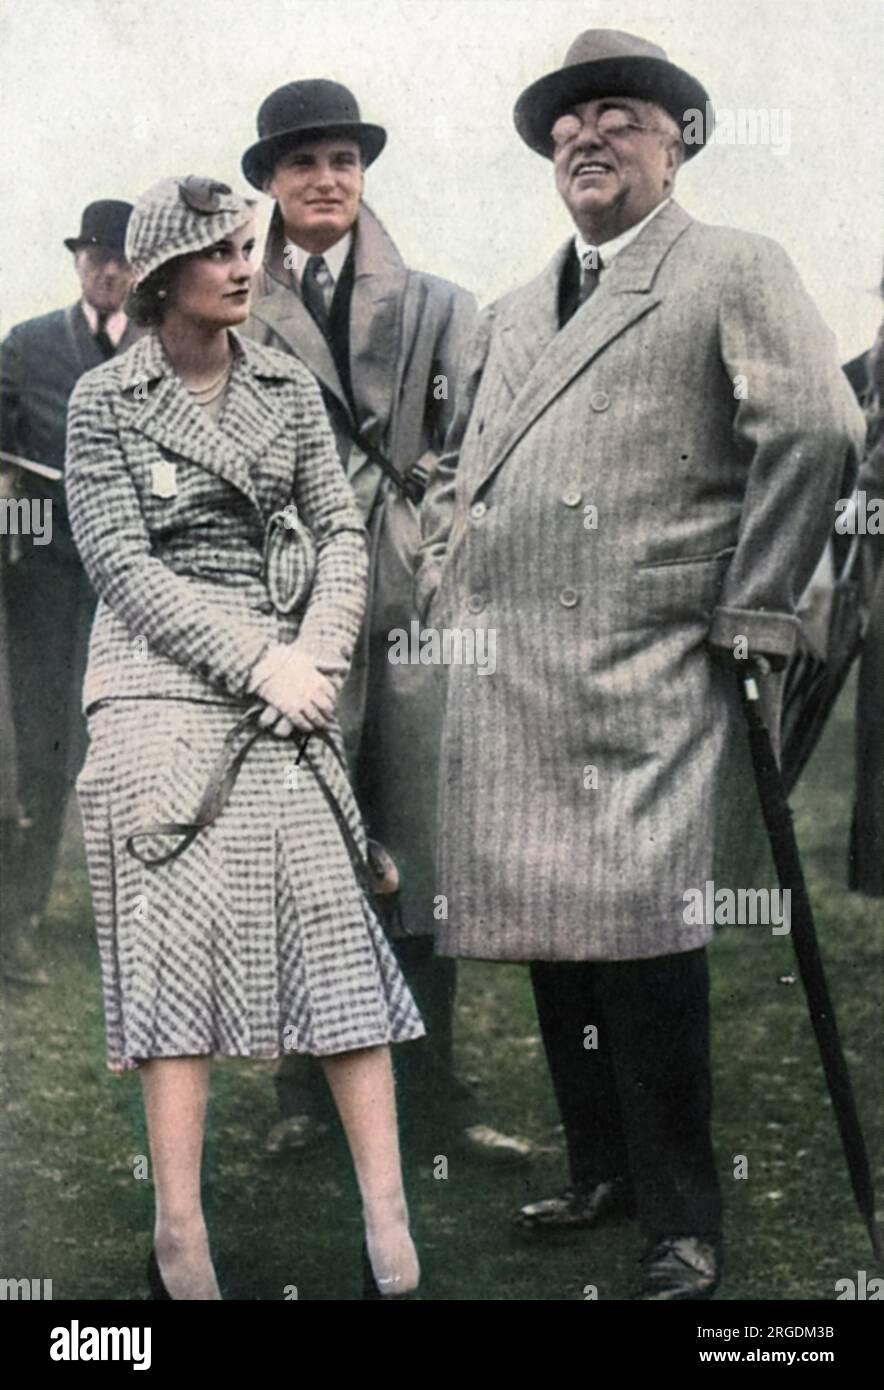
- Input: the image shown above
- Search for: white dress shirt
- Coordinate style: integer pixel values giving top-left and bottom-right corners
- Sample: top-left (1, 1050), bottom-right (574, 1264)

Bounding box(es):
top-left (285, 229), bottom-right (354, 289)
top-left (574, 197), bottom-right (671, 275)
top-left (80, 299), bottom-right (128, 348)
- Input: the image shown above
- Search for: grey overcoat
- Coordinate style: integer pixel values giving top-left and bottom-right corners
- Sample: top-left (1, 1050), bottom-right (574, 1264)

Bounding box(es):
top-left (244, 205), bottom-right (476, 933)
top-left (416, 200), bottom-right (866, 962)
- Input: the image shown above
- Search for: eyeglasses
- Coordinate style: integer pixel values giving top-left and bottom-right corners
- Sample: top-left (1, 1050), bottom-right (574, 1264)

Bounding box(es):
top-left (178, 176), bottom-right (240, 215)
top-left (550, 109), bottom-right (662, 148)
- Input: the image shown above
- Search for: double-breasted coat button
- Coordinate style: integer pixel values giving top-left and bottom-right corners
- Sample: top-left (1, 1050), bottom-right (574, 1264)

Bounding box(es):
top-left (559, 587), bottom-right (579, 608)
top-left (589, 391), bottom-right (610, 412)
top-left (470, 501), bottom-right (488, 522)
top-left (561, 488), bottom-right (583, 508)
top-left (467, 593), bottom-right (486, 614)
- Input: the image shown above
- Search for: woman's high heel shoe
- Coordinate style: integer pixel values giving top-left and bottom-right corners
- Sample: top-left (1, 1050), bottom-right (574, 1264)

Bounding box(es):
top-left (147, 1249), bottom-right (172, 1301)
top-left (361, 1242), bottom-right (419, 1300)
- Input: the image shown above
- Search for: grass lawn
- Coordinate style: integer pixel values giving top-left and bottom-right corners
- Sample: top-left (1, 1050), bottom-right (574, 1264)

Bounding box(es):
top-left (1, 674), bottom-right (880, 1300)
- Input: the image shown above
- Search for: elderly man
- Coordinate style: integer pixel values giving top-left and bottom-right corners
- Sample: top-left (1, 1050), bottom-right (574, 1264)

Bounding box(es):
top-left (415, 29), bottom-right (865, 1298)
top-left (1, 200), bottom-right (137, 985)
top-left (241, 79), bottom-right (529, 1163)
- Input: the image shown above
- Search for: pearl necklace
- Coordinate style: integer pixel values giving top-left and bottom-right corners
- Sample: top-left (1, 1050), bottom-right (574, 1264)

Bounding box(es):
top-left (187, 360), bottom-right (232, 405)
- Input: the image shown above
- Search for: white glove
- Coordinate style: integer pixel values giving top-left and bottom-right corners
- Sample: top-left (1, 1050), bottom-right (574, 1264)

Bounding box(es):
top-left (247, 643), bottom-right (336, 733)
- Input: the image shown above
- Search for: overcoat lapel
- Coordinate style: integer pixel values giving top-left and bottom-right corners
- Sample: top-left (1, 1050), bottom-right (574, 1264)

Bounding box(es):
top-left (247, 208), bottom-right (350, 418)
top-left (66, 303), bottom-right (107, 375)
top-left (346, 206), bottom-right (408, 449)
top-left (117, 331), bottom-right (291, 513)
top-left (65, 304), bottom-right (143, 375)
top-left (474, 201), bottom-right (694, 499)
top-left (253, 285), bottom-right (349, 415)
top-left (246, 204), bottom-right (409, 445)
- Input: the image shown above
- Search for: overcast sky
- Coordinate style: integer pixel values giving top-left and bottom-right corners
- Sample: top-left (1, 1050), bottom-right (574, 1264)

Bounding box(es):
top-left (1, 0), bottom-right (881, 359)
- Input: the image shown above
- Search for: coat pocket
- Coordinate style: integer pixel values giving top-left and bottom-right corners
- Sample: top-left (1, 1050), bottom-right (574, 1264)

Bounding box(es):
top-left (633, 547), bottom-right (735, 625)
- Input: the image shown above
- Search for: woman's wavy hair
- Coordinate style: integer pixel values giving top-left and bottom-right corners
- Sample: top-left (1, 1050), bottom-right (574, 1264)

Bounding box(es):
top-left (124, 255), bottom-right (186, 327)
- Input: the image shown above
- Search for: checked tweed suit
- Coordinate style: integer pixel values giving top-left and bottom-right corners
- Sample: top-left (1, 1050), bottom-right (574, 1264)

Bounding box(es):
top-left (66, 329), bottom-right (424, 1071)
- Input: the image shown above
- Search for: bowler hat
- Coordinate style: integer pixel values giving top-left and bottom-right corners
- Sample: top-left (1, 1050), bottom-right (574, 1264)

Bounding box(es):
top-left (64, 199), bottom-right (133, 254)
top-left (242, 79), bottom-right (386, 189)
top-left (514, 29), bottom-right (713, 160)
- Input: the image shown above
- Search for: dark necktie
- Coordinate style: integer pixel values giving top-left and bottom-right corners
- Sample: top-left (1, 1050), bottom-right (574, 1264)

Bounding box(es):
top-left (301, 255), bottom-right (333, 333)
top-left (559, 247), bottom-right (603, 328)
top-left (94, 312), bottom-right (115, 359)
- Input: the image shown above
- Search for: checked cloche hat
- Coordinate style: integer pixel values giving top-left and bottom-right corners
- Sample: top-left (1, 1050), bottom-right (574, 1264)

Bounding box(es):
top-left (125, 176), bottom-right (256, 285)
top-left (514, 28), bottom-right (713, 160)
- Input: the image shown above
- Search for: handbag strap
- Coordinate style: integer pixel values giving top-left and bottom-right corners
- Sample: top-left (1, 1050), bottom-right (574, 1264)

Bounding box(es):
top-left (125, 706), bottom-right (373, 891)
top-left (298, 732), bottom-right (374, 894)
top-left (125, 703), bottom-right (267, 867)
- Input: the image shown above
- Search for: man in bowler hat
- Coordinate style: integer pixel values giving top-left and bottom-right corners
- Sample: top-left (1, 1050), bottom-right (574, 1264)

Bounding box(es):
top-left (242, 79), bottom-right (530, 1163)
top-left (1, 200), bottom-right (139, 984)
top-left (415, 29), bottom-right (865, 1296)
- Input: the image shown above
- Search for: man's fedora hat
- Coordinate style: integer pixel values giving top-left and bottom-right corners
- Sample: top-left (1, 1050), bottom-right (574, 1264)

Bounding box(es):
top-left (242, 79), bottom-right (386, 189)
top-left (64, 199), bottom-right (133, 254)
top-left (514, 29), bottom-right (713, 160)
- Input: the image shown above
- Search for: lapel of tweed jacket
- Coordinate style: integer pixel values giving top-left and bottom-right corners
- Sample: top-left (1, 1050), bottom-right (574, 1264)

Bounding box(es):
top-left (117, 330), bottom-right (286, 513)
top-left (475, 201), bottom-right (694, 498)
top-left (248, 209), bottom-right (351, 420)
top-left (346, 205), bottom-right (408, 447)
top-left (65, 303), bottom-right (107, 374)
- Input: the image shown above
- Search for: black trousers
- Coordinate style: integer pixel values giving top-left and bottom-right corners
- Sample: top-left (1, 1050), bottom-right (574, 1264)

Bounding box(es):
top-left (4, 547), bottom-right (94, 924)
top-left (530, 948), bottom-right (722, 1242)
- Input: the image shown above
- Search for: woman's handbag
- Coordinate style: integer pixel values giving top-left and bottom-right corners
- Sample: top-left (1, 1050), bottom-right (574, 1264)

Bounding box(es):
top-left (262, 506), bottom-right (317, 615)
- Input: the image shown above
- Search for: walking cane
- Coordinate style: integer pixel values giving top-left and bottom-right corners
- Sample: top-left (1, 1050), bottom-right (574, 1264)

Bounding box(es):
top-left (739, 661), bottom-right (883, 1262)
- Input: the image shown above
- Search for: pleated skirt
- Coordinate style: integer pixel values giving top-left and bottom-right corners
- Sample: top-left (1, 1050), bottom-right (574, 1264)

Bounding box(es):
top-left (76, 697), bottom-right (425, 1072)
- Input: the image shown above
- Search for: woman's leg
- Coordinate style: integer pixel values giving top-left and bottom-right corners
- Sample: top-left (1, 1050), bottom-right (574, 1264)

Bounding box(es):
top-left (140, 1056), bottom-right (221, 1300)
top-left (321, 1045), bottom-right (419, 1294)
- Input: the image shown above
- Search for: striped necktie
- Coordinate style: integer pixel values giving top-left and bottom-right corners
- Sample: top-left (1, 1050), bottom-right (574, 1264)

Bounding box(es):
top-left (301, 255), bottom-right (334, 332)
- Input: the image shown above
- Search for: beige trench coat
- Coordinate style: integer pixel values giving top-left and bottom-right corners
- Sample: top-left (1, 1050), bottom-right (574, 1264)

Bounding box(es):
top-left (244, 204), bottom-right (476, 933)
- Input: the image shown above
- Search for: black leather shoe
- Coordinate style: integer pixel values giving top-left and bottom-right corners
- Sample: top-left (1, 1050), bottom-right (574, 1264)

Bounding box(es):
top-left (633, 1236), bottom-right (721, 1300)
top-left (514, 1178), bottom-right (635, 1232)
top-left (147, 1249), bottom-right (171, 1301)
top-left (361, 1243), bottom-right (419, 1300)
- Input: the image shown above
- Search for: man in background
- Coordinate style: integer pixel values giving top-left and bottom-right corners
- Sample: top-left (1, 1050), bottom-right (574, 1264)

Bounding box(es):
top-left (1, 199), bottom-right (137, 985)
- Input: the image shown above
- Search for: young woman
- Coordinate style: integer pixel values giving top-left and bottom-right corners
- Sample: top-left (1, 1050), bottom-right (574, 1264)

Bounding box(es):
top-left (66, 176), bottom-right (424, 1300)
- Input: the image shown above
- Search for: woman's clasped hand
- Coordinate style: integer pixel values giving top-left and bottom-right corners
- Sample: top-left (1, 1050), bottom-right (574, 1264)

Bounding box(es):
top-left (248, 641), bottom-right (337, 734)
